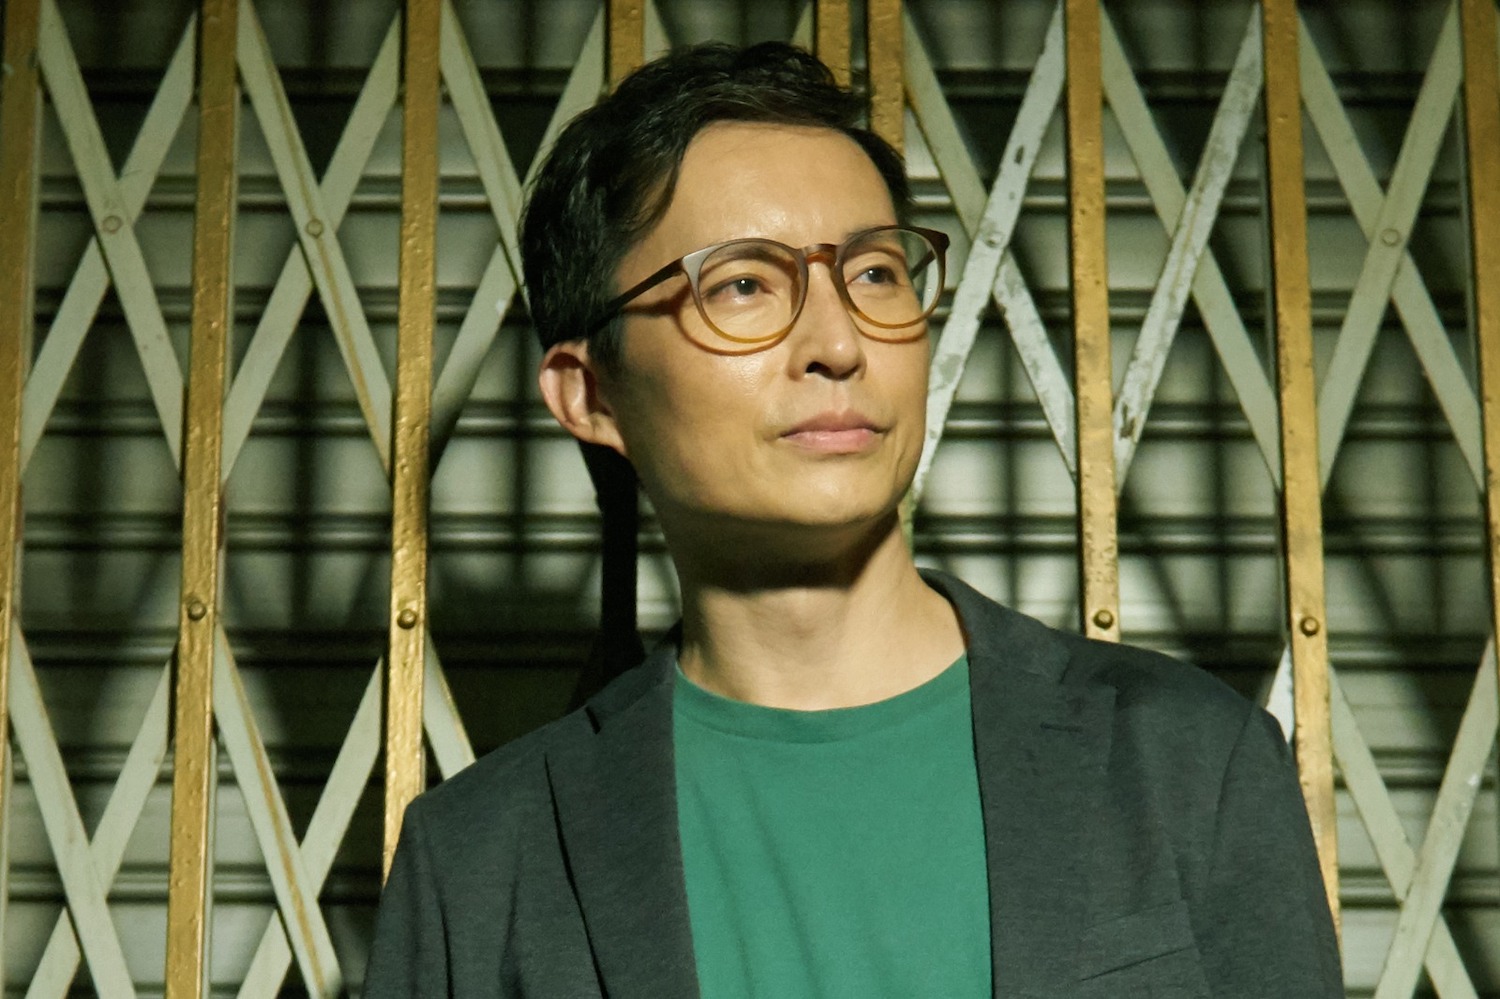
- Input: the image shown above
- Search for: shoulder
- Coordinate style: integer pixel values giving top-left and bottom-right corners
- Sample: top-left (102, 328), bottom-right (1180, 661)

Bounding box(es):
top-left (928, 568), bottom-right (1271, 764)
top-left (1061, 628), bottom-right (1260, 739)
top-left (401, 645), bottom-right (675, 858)
top-left (399, 705), bottom-right (592, 863)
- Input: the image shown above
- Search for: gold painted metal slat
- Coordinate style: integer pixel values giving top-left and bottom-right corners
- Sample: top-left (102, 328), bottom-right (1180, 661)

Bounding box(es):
top-left (1064, 0), bottom-right (1120, 643)
top-left (866, 0), bottom-right (903, 154)
top-left (608, 0), bottom-right (645, 89)
top-left (0, 0), bottom-right (42, 890)
top-left (384, 0), bottom-right (441, 879)
top-left (815, 0), bottom-right (851, 87)
top-left (1261, 0), bottom-right (1339, 930)
top-left (1462, 0), bottom-right (1500, 825)
top-left (165, 0), bottom-right (238, 996)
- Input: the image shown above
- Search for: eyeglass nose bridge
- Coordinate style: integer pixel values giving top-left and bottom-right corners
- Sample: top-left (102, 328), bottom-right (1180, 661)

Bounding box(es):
top-left (784, 241), bottom-right (859, 332)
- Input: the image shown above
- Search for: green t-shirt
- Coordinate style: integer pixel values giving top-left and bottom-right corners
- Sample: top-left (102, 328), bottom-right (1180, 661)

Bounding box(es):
top-left (673, 657), bottom-right (992, 999)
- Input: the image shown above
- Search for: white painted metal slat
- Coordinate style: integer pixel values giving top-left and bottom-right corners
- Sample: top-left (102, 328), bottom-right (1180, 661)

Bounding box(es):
top-left (35, 0), bottom-right (185, 466)
top-left (24, 667), bottom-right (168, 999)
top-left (1372, 645), bottom-right (1497, 997)
top-left (236, 667), bottom-right (380, 999)
top-left (914, 4), bottom-right (1068, 500)
top-left (1312, 3), bottom-right (1466, 488)
top-left (236, 0), bottom-right (393, 475)
top-left (1109, 7), bottom-right (1265, 485)
top-left (1298, 10), bottom-right (1484, 488)
top-left (1329, 669), bottom-right (1478, 999)
top-left (220, 13), bottom-right (400, 474)
top-left (1099, 10), bottom-right (1282, 485)
top-left (8, 626), bottom-right (136, 999)
top-left (19, 15), bottom-right (194, 472)
top-left (210, 630), bottom-right (343, 998)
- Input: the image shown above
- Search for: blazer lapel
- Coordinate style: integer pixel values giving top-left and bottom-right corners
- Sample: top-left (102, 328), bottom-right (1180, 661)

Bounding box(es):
top-left (927, 572), bottom-right (1116, 998)
top-left (545, 640), bottom-right (700, 999)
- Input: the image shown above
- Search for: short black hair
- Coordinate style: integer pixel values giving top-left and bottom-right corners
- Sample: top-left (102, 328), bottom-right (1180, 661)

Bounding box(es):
top-left (519, 41), bottom-right (912, 369)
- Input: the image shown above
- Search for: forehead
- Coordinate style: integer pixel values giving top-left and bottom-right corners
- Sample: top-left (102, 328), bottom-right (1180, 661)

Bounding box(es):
top-left (621, 122), bottom-right (898, 282)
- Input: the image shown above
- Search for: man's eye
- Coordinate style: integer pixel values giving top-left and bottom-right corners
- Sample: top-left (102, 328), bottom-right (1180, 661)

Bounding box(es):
top-left (705, 276), bottom-right (766, 301)
top-left (853, 265), bottom-right (899, 285)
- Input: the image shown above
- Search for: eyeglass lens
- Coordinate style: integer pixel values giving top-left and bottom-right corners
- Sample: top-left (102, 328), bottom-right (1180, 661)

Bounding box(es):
top-left (691, 228), bottom-right (941, 348)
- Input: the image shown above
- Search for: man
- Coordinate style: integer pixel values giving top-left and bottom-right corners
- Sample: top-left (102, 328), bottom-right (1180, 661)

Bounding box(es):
top-left (366, 42), bottom-right (1343, 998)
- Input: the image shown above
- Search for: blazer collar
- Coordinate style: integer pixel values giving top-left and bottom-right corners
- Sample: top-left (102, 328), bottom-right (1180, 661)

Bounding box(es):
top-left (545, 632), bottom-right (698, 999)
top-left (546, 572), bottom-right (1114, 999)
top-left (926, 571), bottom-right (1116, 996)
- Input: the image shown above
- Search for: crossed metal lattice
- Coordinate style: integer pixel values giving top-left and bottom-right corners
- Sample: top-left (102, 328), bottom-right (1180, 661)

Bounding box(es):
top-left (5, 0), bottom-right (1497, 995)
top-left (11, 0), bottom-right (607, 992)
top-left (905, 3), bottom-right (1493, 995)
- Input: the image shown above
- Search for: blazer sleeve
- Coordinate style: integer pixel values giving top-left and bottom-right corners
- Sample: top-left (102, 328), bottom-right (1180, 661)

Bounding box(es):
top-left (1195, 707), bottom-right (1344, 997)
top-left (364, 801), bottom-right (451, 999)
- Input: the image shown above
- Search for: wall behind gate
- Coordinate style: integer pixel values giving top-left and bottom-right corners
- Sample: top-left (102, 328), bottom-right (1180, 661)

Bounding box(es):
top-left (2, 0), bottom-right (1497, 996)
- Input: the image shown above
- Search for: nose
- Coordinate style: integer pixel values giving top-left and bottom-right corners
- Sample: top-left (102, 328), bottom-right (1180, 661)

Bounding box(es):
top-left (785, 256), bottom-right (865, 380)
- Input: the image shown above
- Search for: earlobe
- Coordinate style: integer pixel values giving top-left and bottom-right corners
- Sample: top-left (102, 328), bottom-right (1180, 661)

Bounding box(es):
top-left (537, 341), bottom-right (629, 457)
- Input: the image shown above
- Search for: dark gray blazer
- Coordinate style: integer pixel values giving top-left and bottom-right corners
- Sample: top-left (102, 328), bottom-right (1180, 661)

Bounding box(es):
top-left (365, 571), bottom-right (1343, 998)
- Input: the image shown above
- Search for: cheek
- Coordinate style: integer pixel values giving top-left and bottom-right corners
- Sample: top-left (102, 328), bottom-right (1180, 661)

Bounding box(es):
top-left (610, 369), bottom-right (758, 497)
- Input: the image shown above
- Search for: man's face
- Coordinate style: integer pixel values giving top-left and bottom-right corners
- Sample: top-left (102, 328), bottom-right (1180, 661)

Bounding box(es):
top-left (574, 122), bottom-right (930, 550)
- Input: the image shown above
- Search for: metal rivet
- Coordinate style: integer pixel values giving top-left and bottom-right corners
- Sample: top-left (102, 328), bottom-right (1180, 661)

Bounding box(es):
top-left (1092, 608), bottom-right (1115, 630)
top-left (101, 214), bottom-right (122, 234)
top-left (1299, 616), bottom-right (1321, 637)
top-left (186, 599), bottom-right (208, 621)
top-left (305, 219), bottom-right (324, 238)
top-left (1380, 228), bottom-right (1402, 247)
top-left (396, 608), bottom-right (418, 629)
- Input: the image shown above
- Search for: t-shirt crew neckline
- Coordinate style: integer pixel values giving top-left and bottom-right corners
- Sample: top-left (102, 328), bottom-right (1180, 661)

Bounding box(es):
top-left (672, 654), bottom-right (970, 744)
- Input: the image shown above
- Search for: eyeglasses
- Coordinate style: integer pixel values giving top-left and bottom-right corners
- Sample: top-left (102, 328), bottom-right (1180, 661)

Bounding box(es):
top-left (592, 225), bottom-right (950, 355)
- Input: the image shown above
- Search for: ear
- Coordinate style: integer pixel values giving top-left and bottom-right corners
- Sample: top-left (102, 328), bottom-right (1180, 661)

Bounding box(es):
top-left (538, 340), bottom-right (629, 457)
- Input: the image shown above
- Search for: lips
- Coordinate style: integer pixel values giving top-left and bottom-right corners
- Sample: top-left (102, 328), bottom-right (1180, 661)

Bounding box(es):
top-left (780, 411), bottom-right (884, 454)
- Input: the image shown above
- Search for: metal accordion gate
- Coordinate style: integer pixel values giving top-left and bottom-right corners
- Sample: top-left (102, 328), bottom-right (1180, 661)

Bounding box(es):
top-left (1, 0), bottom-right (1498, 995)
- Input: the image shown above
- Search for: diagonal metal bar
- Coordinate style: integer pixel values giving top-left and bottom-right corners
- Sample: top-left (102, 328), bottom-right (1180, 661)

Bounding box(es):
top-left (220, 12), bottom-right (399, 478)
top-left (237, 666), bottom-right (381, 999)
top-left (908, 4), bottom-right (1077, 498)
top-left (423, 634), bottom-right (477, 779)
top-left (428, 4), bottom-right (606, 463)
top-left (1099, 11), bottom-right (1282, 486)
top-left (1330, 668), bottom-right (1479, 999)
top-left (1110, 8), bottom-right (1266, 485)
top-left (20, 15), bottom-right (194, 472)
top-left (8, 626), bottom-right (137, 999)
top-left (237, 0), bottom-right (392, 472)
top-left (427, 0), bottom-right (529, 463)
top-left (644, 0), bottom-right (669, 62)
top-left (913, 5), bottom-right (1065, 501)
top-left (1299, 9), bottom-right (1482, 487)
top-left (26, 666), bottom-right (170, 999)
top-left (1373, 646), bottom-right (1498, 998)
top-left (524, 9), bottom-right (606, 191)
top-left (1314, 3), bottom-right (1464, 488)
top-left (792, 0), bottom-right (814, 48)
top-left (211, 629), bottom-right (343, 997)
top-left (36, 0), bottom-right (185, 465)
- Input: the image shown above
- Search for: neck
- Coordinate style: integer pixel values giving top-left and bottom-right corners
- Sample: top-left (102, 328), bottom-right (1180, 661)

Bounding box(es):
top-left (672, 514), bottom-right (964, 710)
